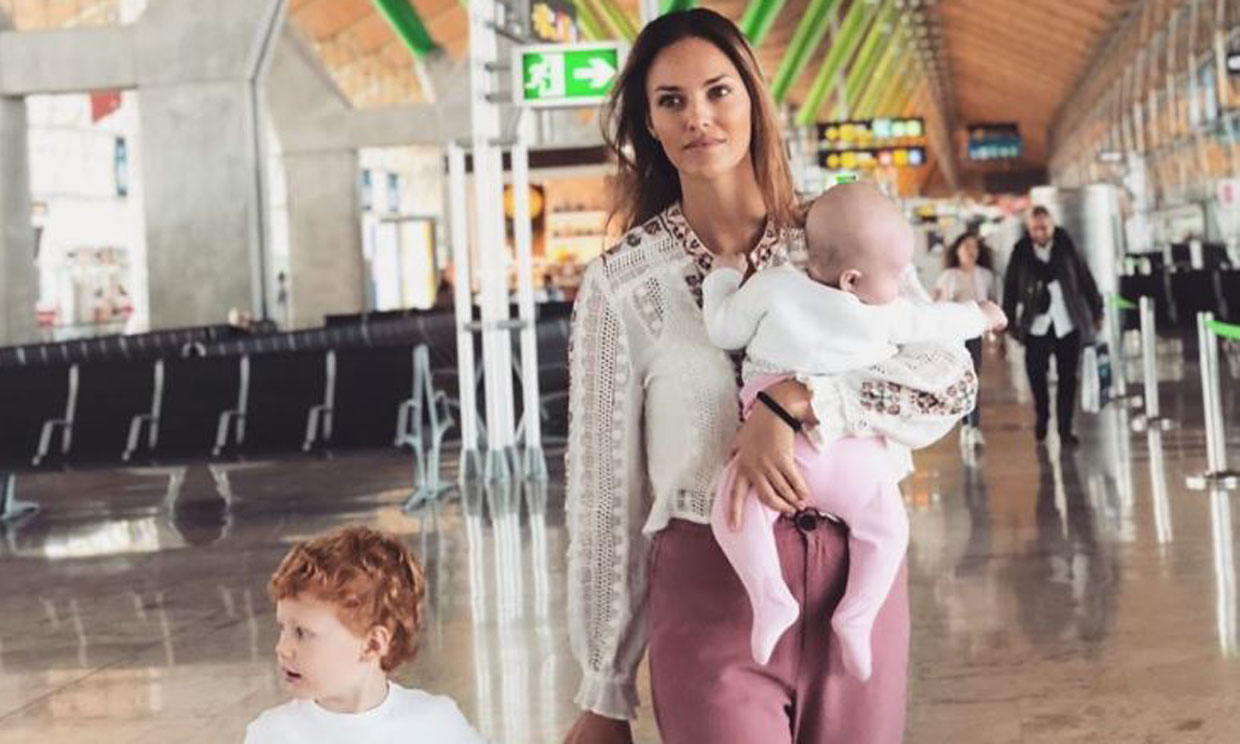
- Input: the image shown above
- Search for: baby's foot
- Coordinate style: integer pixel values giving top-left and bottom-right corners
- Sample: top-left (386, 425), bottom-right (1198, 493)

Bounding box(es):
top-left (750, 582), bottom-right (800, 665)
top-left (832, 618), bottom-right (874, 680)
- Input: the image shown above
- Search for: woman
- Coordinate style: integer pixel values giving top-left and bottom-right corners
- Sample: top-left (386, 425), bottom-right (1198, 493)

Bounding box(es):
top-left (933, 232), bottom-right (997, 447)
top-left (562, 11), bottom-right (977, 744)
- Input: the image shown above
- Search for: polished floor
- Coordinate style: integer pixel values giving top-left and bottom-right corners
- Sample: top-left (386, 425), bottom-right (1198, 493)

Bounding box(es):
top-left (2, 338), bottom-right (1239, 743)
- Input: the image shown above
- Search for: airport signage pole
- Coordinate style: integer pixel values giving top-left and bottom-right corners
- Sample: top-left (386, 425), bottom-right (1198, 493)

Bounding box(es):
top-left (470, 0), bottom-right (519, 483)
top-left (447, 142), bottom-right (482, 484)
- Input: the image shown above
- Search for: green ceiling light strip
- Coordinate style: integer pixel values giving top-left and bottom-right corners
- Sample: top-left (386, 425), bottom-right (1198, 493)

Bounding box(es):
top-left (661, 0), bottom-right (696, 14)
top-left (794, 0), bottom-right (878, 126)
top-left (834, 0), bottom-right (897, 118)
top-left (770, 0), bottom-right (845, 105)
top-left (568, 0), bottom-right (608, 40)
top-left (371, 0), bottom-right (440, 58)
top-left (852, 41), bottom-right (908, 118)
top-left (739, 0), bottom-right (789, 46)
top-left (585, 0), bottom-right (638, 41)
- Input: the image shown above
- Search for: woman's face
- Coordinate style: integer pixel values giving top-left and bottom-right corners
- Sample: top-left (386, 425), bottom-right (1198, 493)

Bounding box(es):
top-left (958, 237), bottom-right (979, 269)
top-left (645, 37), bottom-right (753, 182)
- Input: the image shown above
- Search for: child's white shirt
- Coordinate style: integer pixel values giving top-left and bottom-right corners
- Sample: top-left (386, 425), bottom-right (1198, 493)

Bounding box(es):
top-left (702, 264), bottom-right (986, 378)
top-left (243, 682), bottom-right (486, 744)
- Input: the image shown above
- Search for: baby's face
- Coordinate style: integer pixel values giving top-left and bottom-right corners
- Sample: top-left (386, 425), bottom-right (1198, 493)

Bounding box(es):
top-left (852, 225), bottom-right (913, 305)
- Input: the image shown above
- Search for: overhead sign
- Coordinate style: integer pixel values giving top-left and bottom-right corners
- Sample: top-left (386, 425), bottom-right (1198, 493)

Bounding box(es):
top-left (817, 117), bottom-right (925, 151)
top-left (530, 0), bottom-right (577, 43)
top-left (967, 123), bottom-right (1022, 161)
top-left (514, 42), bottom-right (623, 108)
top-left (818, 147), bottom-right (926, 170)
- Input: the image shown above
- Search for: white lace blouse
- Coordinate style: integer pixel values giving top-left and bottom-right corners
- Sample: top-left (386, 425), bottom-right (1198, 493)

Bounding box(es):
top-left (565, 203), bottom-right (978, 720)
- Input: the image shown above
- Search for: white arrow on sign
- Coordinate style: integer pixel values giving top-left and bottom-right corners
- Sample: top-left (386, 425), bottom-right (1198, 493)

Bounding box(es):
top-left (572, 57), bottom-right (616, 90)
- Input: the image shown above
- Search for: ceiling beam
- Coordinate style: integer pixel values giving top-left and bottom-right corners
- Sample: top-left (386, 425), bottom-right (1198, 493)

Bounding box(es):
top-left (770, 0), bottom-right (844, 104)
top-left (738, 0), bottom-right (791, 47)
top-left (836, 0), bottom-right (898, 116)
top-left (794, 0), bottom-right (877, 124)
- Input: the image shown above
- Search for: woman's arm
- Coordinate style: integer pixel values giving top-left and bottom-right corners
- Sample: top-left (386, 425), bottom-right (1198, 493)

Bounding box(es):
top-left (564, 260), bottom-right (652, 724)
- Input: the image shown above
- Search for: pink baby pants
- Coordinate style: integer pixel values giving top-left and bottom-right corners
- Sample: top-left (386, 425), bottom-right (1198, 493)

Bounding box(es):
top-left (710, 375), bottom-right (910, 679)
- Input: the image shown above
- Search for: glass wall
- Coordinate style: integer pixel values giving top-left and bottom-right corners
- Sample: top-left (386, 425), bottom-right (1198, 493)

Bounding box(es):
top-left (1051, 0), bottom-right (1240, 248)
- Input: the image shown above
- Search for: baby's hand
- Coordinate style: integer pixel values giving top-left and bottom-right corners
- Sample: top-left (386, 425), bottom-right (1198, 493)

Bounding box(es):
top-left (712, 253), bottom-right (748, 273)
top-left (979, 301), bottom-right (1007, 332)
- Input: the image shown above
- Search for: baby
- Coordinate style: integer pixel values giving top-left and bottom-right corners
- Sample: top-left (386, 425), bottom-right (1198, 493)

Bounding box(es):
top-left (703, 183), bottom-right (1005, 679)
top-left (244, 525), bottom-right (486, 743)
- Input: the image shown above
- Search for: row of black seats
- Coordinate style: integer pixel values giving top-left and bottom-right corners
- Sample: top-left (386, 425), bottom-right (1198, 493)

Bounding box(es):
top-left (0, 322), bottom-right (277, 369)
top-left (1117, 267), bottom-right (1240, 331)
top-left (0, 313), bottom-right (572, 469)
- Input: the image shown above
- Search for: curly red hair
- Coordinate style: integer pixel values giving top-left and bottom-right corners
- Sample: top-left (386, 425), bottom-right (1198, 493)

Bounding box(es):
top-left (268, 525), bottom-right (426, 672)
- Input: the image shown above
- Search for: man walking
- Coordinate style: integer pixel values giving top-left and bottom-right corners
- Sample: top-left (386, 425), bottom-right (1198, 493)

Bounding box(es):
top-left (1003, 206), bottom-right (1104, 446)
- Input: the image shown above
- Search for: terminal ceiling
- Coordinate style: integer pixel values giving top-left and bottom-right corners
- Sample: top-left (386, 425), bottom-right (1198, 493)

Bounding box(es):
top-left (1, 0), bottom-right (1145, 185)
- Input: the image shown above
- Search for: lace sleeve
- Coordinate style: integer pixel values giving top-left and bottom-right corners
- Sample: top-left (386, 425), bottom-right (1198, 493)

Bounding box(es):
top-left (798, 268), bottom-right (977, 449)
top-left (798, 341), bottom-right (977, 449)
top-left (565, 258), bottom-right (652, 721)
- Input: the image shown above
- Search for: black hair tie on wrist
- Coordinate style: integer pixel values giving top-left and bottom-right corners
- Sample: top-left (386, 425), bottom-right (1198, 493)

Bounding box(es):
top-left (756, 391), bottom-right (803, 433)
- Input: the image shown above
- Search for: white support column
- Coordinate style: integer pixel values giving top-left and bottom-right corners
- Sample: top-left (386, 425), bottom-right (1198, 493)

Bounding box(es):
top-left (511, 140), bottom-right (546, 480)
top-left (448, 142), bottom-right (482, 482)
top-left (469, 0), bottom-right (517, 483)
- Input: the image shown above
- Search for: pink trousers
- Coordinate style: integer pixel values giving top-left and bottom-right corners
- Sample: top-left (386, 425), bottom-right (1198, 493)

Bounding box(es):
top-left (648, 519), bottom-right (909, 743)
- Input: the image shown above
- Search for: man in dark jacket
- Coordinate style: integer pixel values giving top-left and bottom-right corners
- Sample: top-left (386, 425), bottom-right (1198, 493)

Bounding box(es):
top-left (1003, 206), bottom-right (1103, 446)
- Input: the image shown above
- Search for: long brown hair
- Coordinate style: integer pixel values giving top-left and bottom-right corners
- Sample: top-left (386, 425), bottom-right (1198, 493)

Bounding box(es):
top-left (602, 9), bottom-right (800, 233)
top-left (944, 232), bottom-right (995, 271)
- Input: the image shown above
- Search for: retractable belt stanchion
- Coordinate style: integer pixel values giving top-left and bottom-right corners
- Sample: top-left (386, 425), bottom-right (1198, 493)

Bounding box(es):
top-left (1186, 312), bottom-right (1240, 490)
top-left (0, 473), bottom-right (37, 525)
top-left (1132, 295), bottom-right (1176, 433)
top-left (1109, 294), bottom-right (1143, 409)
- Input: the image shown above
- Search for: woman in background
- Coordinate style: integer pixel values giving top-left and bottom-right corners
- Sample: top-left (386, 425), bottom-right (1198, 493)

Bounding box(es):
top-left (934, 232), bottom-right (997, 448)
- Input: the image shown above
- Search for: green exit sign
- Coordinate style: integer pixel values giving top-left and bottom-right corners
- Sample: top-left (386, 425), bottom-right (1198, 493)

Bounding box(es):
top-left (513, 42), bottom-right (624, 108)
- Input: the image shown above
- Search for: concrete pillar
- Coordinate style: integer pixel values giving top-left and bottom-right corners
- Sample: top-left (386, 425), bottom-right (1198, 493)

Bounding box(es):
top-left (281, 150), bottom-right (364, 328)
top-left (134, 0), bottom-right (284, 329)
top-left (0, 95), bottom-right (35, 345)
top-left (139, 80), bottom-right (265, 328)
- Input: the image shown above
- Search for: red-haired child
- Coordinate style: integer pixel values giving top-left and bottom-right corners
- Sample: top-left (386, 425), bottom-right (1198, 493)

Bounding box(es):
top-left (244, 526), bottom-right (485, 743)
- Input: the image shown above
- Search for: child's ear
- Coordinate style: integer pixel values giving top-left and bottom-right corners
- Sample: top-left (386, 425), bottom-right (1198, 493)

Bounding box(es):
top-left (362, 626), bottom-right (392, 662)
top-left (838, 268), bottom-right (863, 294)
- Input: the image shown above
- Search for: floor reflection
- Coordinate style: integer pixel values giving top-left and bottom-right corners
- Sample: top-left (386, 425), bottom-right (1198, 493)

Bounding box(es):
top-left (4, 345), bottom-right (1240, 743)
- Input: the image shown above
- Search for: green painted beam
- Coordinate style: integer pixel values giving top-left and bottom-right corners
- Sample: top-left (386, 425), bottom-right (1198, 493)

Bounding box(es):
top-left (852, 39), bottom-right (907, 117)
top-left (864, 63), bottom-right (915, 118)
top-left (739, 0), bottom-right (789, 47)
top-left (584, 0), bottom-right (638, 41)
top-left (568, 0), bottom-right (608, 40)
top-left (661, 0), bottom-right (696, 14)
top-left (371, 0), bottom-right (440, 59)
top-left (794, 0), bottom-right (879, 126)
top-left (835, 0), bottom-right (897, 117)
top-left (770, 0), bottom-right (845, 105)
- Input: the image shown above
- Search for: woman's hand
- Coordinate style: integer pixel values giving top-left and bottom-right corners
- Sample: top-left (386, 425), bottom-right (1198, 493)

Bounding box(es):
top-left (562, 712), bottom-right (633, 744)
top-left (728, 381), bottom-right (813, 529)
